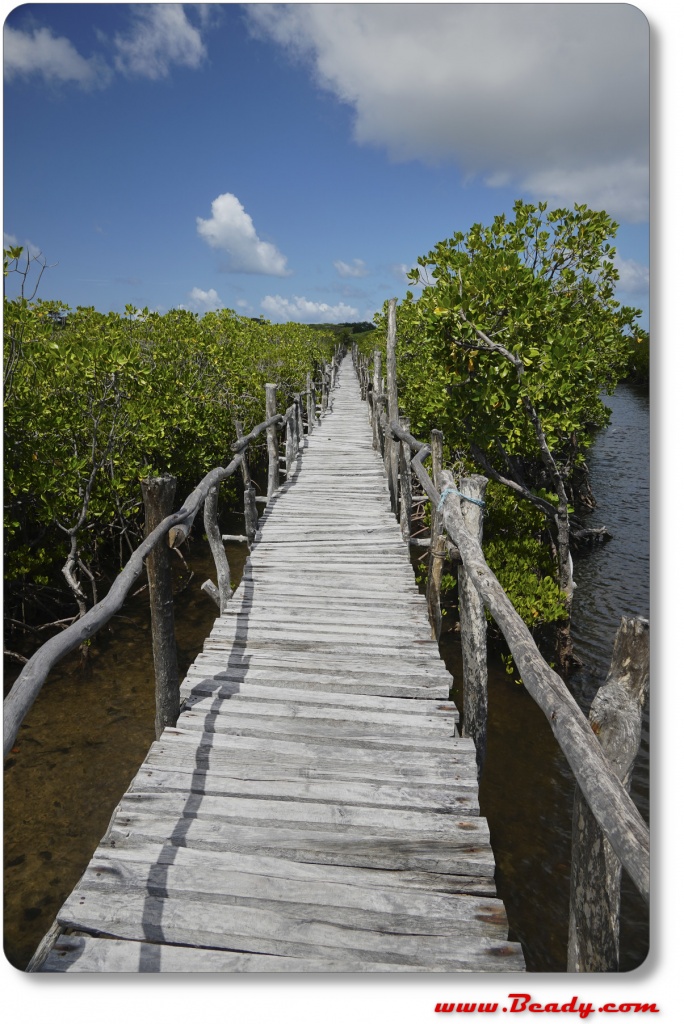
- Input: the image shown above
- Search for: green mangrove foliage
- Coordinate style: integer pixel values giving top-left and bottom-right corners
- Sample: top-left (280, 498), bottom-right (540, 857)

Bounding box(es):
top-left (374, 201), bottom-right (644, 629)
top-left (4, 252), bottom-right (335, 624)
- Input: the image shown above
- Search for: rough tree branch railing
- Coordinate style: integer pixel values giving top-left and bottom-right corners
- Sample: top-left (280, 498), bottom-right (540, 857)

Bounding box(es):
top-left (352, 329), bottom-right (649, 927)
top-left (3, 356), bottom-right (343, 760)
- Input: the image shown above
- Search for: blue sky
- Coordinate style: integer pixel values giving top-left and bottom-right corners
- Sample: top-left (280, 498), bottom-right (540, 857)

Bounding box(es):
top-left (4, 3), bottom-right (651, 325)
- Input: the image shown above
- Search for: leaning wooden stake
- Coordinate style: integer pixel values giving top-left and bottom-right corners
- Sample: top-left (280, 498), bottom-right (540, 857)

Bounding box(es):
top-left (457, 474), bottom-right (489, 778)
top-left (567, 617), bottom-right (650, 972)
top-left (141, 475), bottom-right (180, 739)
top-left (426, 430), bottom-right (445, 641)
top-left (203, 483), bottom-right (231, 612)
top-left (265, 383), bottom-right (279, 498)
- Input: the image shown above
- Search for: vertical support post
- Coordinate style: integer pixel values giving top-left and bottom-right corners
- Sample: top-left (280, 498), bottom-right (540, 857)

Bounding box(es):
top-left (141, 475), bottom-right (180, 740)
top-left (567, 617), bottom-right (650, 972)
top-left (320, 372), bottom-right (328, 416)
top-left (265, 383), bottom-right (279, 498)
top-left (373, 349), bottom-right (382, 395)
top-left (295, 393), bottom-right (304, 448)
top-left (398, 416), bottom-right (413, 543)
top-left (203, 484), bottom-right (231, 612)
top-left (285, 409), bottom-right (295, 479)
top-left (386, 298), bottom-right (400, 516)
top-left (306, 373), bottom-right (315, 433)
top-left (456, 473), bottom-right (489, 779)
top-left (372, 350), bottom-right (383, 450)
top-left (235, 420), bottom-right (258, 545)
top-left (426, 431), bottom-right (445, 641)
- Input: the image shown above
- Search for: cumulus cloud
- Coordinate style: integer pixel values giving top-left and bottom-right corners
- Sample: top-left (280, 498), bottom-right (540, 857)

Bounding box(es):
top-left (197, 193), bottom-right (289, 276)
top-left (4, 24), bottom-right (110, 87)
top-left (113, 4), bottom-right (206, 79)
top-left (187, 286), bottom-right (223, 312)
top-left (334, 258), bottom-right (367, 278)
top-left (261, 295), bottom-right (358, 323)
top-left (247, 4), bottom-right (649, 222)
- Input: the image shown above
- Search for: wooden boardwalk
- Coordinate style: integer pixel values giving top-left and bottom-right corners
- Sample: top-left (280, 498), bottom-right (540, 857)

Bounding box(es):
top-left (38, 357), bottom-right (525, 973)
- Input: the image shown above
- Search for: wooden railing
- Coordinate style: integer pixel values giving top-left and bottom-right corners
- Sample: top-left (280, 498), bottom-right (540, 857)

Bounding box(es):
top-left (3, 351), bottom-right (344, 759)
top-left (351, 305), bottom-right (649, 973)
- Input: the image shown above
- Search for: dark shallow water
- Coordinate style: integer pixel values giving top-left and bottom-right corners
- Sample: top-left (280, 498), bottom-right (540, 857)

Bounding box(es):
top-left (4, 387), bottom-right (648, 971)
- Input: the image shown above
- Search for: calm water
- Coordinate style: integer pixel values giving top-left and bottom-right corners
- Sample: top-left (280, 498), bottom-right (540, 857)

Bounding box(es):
top-left (4, 386), bottom-right (649, 971)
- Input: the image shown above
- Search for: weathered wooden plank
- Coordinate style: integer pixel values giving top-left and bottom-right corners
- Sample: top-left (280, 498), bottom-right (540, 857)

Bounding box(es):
top-left (57, 890), bottom-right (524, 970)
top-left (186, 682), bottom-right (458, 717)
top-left (41, 935), bottom-right (432, 973)
top-left (75, 845), bottom-right (501, 925)
top-left (131, 766), bottom-right (479, 814)
top-left (105, 812), bottom-right (496, 877)
top-left (177, 711), bottom-right (460, 752)
top-left (182, 693), bottom-right (456, 731)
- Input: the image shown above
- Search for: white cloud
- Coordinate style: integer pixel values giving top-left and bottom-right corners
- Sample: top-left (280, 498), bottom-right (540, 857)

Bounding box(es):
top-left (4, 24), bottom-right (110, 87)
top-left (613, 253), bottom-right (649, 295)
top-left (334, 258), bottom-right (367, 278)
top-left (261, 295), bottom-right (358, 323)
top-left (248, 4), bottom-right (648, 222)
top-left (519, 160), bottom-right (650, 225)
top-left (197, 193), bottom-right (289, 276)
top-left (187, 286), bottom-right (223, 312)
top-left (113, 5), bottom-right (206, 79)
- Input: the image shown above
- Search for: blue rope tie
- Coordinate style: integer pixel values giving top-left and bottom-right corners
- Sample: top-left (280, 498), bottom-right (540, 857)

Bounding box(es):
top-left (438, 486), bottom-right (486, 512)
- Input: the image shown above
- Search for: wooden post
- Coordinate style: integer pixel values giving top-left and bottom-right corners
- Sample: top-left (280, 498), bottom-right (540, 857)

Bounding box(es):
top-left (320, 373), bottom-right (328, 415)
top-left (141, 475), bottom-right (180, 740)
top-left (203, 483), bottom-right (231, 613)
top-left (457, 474), bottom-right (489, 779)
top-left (386, 298), bottom-right (400, 515)
top-left (373, 349), bottom-right (382, 395)
top-left (567, 617), bottom-right (650, 972)
top-left (398, 416), bottom-right (413, 543)
top-left (235, 419), bottom-right (258, 545)
top-left (295, 393), bottom-right (304, 448)
top-left (306, 373), bottom-right (314, 433)
top-left (426, 430), bottom-right (445, 641)
top-left (265, 383), bottom-right (279, 498)
top-left (371, 351), bottom-right (382, 450)
top-left (285, 409), bottom-right (295, 478)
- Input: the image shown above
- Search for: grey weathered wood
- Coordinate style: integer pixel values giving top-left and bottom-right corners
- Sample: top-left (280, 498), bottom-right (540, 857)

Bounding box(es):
top-left (458, 475), bottom-right (489, 778)
top-left (141, 475), bottom-right (180, 739)
top-left (433, 469), bottom-right (649, 903)
top-left (398, 416), bottom-right (413, 542)
top-left (35, 354), bottom-right (523, 976)
top-left (235, 419), bottom-right (259, 545)
top-left (427, 430), bottom-right (445, 641)
top-left (385, 299), bottom-right (400, 514)
top-left (567, 617), bottom-right (649, 972)
top-left (265, 383), bottom-right (279, 497)
top-left (203, 484), bottom-right (232, 612)
top-left (200, 579), bottom-right (221, 608)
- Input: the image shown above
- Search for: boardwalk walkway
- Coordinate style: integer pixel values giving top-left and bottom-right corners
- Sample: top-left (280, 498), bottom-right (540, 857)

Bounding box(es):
top-left (38, 357), bottom-right (525, 973)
